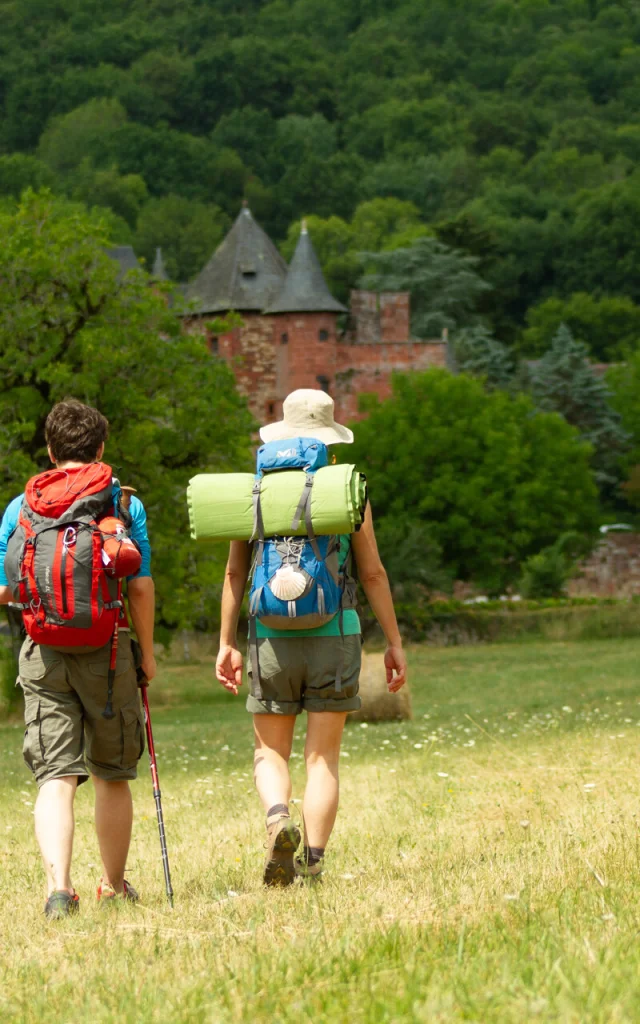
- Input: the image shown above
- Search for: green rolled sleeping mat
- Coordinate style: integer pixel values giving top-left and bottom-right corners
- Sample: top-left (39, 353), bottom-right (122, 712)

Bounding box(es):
top-left (187, 465), bottom-right (367, 541)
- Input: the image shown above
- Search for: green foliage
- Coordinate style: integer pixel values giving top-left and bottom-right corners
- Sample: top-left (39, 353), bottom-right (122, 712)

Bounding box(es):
top-left (280, 198), bottom-right (430, 303)
top-left (38, 98), bottom-right (129, 176)
top-left (521, 293), bottom-right (640, 360)
top-left (453, 326), bottom-right (514, 390)
top-left (0, 154), bottom-right (54, 198)
top-left (359, 237), bottom-right (491, 337)
top-left (373, 515), bottom-right (452, 598)
top-left (133, 195), bottom-right (230, 281)
top-left (2, 0), bottom-right (640, 339)
top-left (527, 325), bottom-right (629, 490)
top-left (373, 596), bottom-right (640, 645)
top-left (348, 370), bottom-right (599, 592)
top-left (557, 175), bottom-right (640, 304)
top-left (70, 164), bottom-right (149, 230)
top-left (0, 191), bottom-right (254, 629)
top-left (608, 348), bottom-right (640, 500)
top-left (0, 639), bottom-right (17, 716)
top-left (519, 532), bottom-right (588, 600)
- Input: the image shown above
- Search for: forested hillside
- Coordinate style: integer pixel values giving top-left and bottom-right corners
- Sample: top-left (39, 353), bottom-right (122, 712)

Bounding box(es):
top-left (2, 0), bottom-right (640, 351)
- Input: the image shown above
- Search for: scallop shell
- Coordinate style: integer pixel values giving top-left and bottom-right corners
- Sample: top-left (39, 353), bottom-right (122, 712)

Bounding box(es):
top-left (269, 564), bottom-right (307, 601)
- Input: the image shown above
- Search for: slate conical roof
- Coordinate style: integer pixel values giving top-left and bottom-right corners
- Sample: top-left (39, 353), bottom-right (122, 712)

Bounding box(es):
top-left (186, 204), bottom-right (287, 314)
top-left (106, 245), bottom-right (142, 280)
top-left (265, 222), bottom-right (347, 315)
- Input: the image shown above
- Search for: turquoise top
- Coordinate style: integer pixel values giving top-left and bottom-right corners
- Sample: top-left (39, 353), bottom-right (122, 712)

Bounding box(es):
top-left (256, 607), bottom-right (361, 639)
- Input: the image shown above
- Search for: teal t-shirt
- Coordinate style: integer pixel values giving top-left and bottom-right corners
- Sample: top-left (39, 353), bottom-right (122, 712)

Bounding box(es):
top-left (255, 535), bottom-right (360, 639)
top-left (255, 607), bottom-right (361, 639)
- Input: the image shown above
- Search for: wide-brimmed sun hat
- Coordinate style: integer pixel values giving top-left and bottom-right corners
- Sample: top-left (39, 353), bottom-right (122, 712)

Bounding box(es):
top-left (259, 389), bottom-right (354, 445)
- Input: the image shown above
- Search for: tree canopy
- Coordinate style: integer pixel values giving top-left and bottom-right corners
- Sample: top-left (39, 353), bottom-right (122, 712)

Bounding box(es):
top-left (348, 370), bottom-right (600, 592)
top-left (0, 191), bottom-right (254, 631)
top-left (1, 0), bottom-right (640, 349)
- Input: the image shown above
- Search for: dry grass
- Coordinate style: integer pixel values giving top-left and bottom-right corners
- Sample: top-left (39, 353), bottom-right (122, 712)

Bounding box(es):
top-left (349, 649), bottom-right (412, 722)
top-left (2, 638), bottom-right (640, 1021)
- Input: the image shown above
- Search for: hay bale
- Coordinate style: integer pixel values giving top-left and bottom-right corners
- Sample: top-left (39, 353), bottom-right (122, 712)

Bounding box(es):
top-left (350, 650), bottom-right (412, 723)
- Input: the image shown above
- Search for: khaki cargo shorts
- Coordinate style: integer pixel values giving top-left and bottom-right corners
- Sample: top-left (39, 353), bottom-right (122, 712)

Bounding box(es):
top-left (247, 634), bottom-right (362, 715)
top-left (19, 635), bottom-right (145, 788)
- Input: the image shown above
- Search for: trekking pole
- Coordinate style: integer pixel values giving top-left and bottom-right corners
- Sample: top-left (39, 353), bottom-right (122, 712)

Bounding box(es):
top-left (101, 617), bottom-right (119, 720)
top-left (102, 582), bottom-right (123, 721)
top-left (138, 670), bottom-right (174, 908)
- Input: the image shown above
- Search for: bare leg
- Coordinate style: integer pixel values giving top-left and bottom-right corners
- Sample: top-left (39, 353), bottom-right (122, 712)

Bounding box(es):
top-left (34, 776), bottom-right (78, 896)
top-left (253, 714), bottom-right (297, 811)
top-left (92, 776), bottom-right (133, 894)
top-left (303, 712), bottom-right (347, 850)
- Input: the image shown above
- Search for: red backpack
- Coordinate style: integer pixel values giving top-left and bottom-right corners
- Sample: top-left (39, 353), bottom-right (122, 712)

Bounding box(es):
top-left (4, 463), bottom-right (138, 648)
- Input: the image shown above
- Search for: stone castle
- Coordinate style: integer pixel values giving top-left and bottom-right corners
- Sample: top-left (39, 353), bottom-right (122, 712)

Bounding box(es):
top-left (111, 204), bottom-right (449, 425)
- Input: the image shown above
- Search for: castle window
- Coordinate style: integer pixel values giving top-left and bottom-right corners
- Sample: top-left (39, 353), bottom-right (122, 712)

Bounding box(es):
top-left (316, 375), bottom-right (330, 393)
top-left (318, 329), bottom-right (329, 342)
top-left (210, 336), bottom-right (219, 355)
top-left (281, 332), bottom-right (289, 345)
top-left (267, 401), bottom-right (276, 417)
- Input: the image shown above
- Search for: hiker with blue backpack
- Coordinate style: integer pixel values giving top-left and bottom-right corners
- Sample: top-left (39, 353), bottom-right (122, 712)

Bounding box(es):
top-left (0, 400), bottom-right (156, 918)
top-left (215, 389), bottom-right (407, 884)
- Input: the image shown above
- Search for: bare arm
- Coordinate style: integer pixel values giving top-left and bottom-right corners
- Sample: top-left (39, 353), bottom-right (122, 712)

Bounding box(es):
top-left (0, 586), bottom-right (12, 605)
top-left (216, 540), bottom-right (251, 695)
top-left (351, 503), bottom-right (407, 691)
top-left (127, 576), bottom-right (156, 681)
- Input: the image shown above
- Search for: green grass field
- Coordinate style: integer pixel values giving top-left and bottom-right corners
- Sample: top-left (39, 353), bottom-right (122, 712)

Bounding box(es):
top-left (2, 638), bottom-right (640, 1022)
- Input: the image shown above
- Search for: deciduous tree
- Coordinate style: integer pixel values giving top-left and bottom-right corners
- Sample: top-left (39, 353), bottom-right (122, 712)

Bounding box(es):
top-left (348, 369), bottom-right (599, 591)
top-left (0, 191), bottom-right (253, 630)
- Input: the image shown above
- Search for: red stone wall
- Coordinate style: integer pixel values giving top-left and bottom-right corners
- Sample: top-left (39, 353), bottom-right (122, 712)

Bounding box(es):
top-left (187, 295), bottom-right (449, 428)
top-left (569, 533), bottom-right (640, 597)
top-left (350, 291), bottom-right (411, 344)
top-left (334, 340), bottom-right (448, 422)
top-left (188, 314), bottom-right (278, 423)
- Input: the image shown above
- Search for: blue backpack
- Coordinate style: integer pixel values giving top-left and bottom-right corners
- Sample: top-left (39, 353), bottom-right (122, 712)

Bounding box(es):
top-left (248, 437), bottom-right (353, 691)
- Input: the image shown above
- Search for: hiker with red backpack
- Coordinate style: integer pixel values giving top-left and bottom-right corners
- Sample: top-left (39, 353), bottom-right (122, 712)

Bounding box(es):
top-left (216, 389), bottom-right (407, 885)
top-left (0, 400), bottom-right (156, 918)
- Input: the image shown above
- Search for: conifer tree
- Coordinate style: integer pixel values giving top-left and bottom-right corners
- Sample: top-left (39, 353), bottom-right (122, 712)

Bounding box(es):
top-left (453, 326), bottom-right (514, 391)
top-left (528, 325), bottom-right (629, 491)
top-left (358, 237), bottom-right (490, 337)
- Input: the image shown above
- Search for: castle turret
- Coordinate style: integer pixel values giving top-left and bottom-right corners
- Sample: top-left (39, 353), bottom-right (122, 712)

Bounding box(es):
top-left (265, 221), bottom-right (347, 316)
top-left (186, 203), bottom-right (287, 315)
top-left (266, 221), bottom-right (346, 403)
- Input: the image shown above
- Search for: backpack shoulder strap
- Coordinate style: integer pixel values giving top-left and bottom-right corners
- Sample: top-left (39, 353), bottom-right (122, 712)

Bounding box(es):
top-left (291, 472), bottom-right (321, 560)
top-left (250, 478), bottom-right (266, 565)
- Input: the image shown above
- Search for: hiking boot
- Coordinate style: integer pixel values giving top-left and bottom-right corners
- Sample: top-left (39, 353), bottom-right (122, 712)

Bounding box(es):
top-left (44, 890), bottom-right (80, 919)
top-left (263, 814), bottom-right (301, 887)
top-left (96, 879), bottom-right (140, 904)
top-left (295, 858), bottom-right (324, 884)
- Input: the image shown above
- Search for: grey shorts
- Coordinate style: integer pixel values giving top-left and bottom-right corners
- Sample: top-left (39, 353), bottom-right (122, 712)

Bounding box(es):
top-left (247, 634), bottom-right (362, 715)
top-left (19, 636), bottom-right (145, 787)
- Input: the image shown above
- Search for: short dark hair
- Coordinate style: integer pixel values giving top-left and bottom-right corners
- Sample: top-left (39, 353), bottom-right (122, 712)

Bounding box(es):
top-left (45, 400), bottom-right (109, 464)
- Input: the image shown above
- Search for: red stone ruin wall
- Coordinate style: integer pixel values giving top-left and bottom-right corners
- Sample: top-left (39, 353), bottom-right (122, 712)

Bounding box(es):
top-left (188, 294), bottom-right (449, 430)
top-left (187, 314), bottom-right (278, 423)
top-left (569, 533), bottom-right (640, 597)
top-left (350, 290), bottom-right (411, 344)
top-left (333, 341), bottom-right (448, 422)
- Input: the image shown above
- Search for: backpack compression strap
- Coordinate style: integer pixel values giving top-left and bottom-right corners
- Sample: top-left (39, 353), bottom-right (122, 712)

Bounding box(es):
top-left (250, 480), bottom-right (266, 565)
top-left (291, 473), bottom-right (322, 561)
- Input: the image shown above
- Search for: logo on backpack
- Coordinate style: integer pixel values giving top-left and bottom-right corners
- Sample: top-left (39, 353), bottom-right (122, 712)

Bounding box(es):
top-left (4, 463), bottom-right (141, 649)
